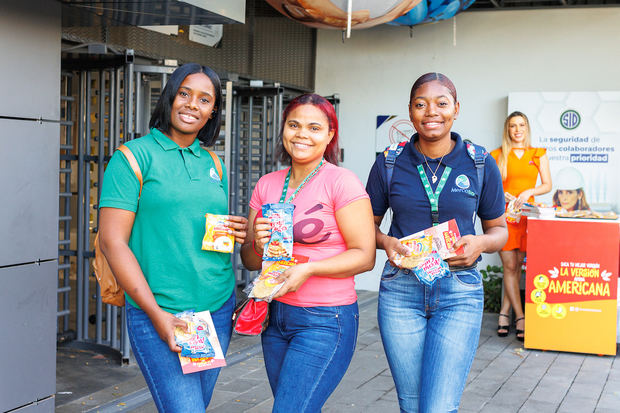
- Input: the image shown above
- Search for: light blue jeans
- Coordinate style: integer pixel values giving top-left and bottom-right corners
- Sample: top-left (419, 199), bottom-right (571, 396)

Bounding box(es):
top-left (378, 261), bottom-right (483, 413)
top-left (262, 300), bottom-right (359, 413)
top-left (126, 291), bottom-right (235, 413)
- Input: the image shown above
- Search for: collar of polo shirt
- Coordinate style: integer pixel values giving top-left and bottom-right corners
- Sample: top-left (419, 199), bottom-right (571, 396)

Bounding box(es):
top-left (151, 127), bottom-right (202, 157)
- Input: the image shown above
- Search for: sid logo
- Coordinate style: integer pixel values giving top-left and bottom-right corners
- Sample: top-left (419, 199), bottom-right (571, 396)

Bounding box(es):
top-left (560, 110), bottom-right (580, 130)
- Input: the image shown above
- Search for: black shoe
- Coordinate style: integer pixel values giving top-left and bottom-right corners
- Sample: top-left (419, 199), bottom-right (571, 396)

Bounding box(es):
top-left (515, 317), bottom-right (525, 342)
top-left (497, 313), bottom-right (510, 337)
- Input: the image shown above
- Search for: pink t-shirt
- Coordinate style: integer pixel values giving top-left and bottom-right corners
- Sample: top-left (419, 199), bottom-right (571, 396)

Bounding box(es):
top-left (249, 162), bottom-right (369, 307)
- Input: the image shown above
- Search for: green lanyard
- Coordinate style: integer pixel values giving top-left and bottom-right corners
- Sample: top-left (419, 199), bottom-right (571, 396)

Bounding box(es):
top-left (417, 164), bottom-right (452, 226)
top-left (279, 159), bottom-right (324, 204)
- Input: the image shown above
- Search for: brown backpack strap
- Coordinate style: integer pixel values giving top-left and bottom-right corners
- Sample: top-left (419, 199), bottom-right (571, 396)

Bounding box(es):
top-left (117, 144), bottom-right (143, 198)
top-left (207, 150), bottom-right (223, 180)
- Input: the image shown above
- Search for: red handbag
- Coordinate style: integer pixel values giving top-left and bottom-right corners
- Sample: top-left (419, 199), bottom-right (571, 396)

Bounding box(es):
top-left (232, 298), bottom-right (269, 336)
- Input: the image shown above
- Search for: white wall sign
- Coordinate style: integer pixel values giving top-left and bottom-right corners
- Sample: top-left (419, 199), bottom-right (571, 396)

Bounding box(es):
top-left (180, 0), bottom-right (245, 23)
top-left (375, 115), bottom-right (414, 152)
top-left (189, 25), bottom-right (223, 47)
top-left (509, 92), bottom-right (620, 212)
top-left (139, 25), bottom-right (179, 36)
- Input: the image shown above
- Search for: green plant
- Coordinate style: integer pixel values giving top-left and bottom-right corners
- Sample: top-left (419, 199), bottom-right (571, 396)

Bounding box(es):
top-left (481, 265), bottom-right (503, 313)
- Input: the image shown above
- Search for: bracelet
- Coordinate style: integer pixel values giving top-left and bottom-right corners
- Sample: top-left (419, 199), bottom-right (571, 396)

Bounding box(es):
top-left (252, 240), bottom-right (262, 257)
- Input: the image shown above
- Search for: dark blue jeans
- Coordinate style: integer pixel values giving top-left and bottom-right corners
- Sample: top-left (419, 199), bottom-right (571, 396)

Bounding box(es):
top-left (126, 292), bottom-right (235, 413)
top-left (262, 300), bottom-right (359, 413)
top-left (378, 261), bottom-right (484, 413)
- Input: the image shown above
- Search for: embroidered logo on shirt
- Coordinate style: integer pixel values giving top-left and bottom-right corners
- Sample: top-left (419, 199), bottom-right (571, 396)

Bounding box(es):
top-left (455, 174), bottom-right (470, 189)
top-left (209, 167), bottom-right (221, 182)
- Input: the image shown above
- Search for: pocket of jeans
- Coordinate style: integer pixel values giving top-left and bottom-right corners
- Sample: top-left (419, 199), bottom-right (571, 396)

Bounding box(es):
top-left (381, 261), bottom-right (401, 282)
top-left (452, 269), bottom-right (483, 288)
top-left (300, 305), bottom-right (340, 318)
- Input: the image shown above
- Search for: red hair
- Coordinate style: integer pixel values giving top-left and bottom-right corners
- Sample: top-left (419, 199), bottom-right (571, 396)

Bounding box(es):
top-left (277, 94), bottom-right (340, 165)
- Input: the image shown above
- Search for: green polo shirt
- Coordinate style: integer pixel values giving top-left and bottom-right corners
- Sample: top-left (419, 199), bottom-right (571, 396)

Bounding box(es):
top-left (99, 128), bottom-right (234, 314)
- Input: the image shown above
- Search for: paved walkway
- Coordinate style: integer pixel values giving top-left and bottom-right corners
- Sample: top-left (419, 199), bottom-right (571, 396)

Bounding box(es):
top-left (57, 291), bottom-right (620, 412)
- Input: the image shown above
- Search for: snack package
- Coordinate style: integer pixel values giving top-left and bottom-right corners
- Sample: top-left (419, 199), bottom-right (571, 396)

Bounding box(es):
top-left (412, 253), bottom-right (450, 286)
top-left (401, 219), bottom-right (464, 260)
top-left (393, 235), bottom-right (433, 269)
top-left (249, 259), bottom-right (297, 301)
top-left (504, 192), bottom-right (522, 224)
top-left (174, 311), bottom-right (215, 359)
top-left (202, 213), bottom-right (235, 253)
top-left (262, 203), bottom-right (295, 261)
top-left (521, 202), bottom-right (555, 219)
top-left (174, 310), bottom-right (227, 374)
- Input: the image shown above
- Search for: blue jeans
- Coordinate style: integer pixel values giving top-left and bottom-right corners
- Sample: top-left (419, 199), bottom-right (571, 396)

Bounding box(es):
top-left (262, 300), bottom-right (359, 413)
top-left (126, 291), bottom-right (235, 413)
top-left (378, 261), bottom-right (483, 413)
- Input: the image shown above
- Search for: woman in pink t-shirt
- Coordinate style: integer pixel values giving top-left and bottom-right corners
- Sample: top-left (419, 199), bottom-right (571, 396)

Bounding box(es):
top-left (240, 94), bottom-right (375, 412)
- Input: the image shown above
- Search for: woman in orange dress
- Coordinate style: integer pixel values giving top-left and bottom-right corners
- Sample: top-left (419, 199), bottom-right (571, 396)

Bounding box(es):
top-left (491, 111), bottom-right (552, 341)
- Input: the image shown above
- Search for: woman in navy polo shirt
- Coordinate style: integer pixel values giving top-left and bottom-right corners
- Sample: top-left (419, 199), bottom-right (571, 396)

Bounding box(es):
top-left (99, 64), bottom-right (248, 412)
top-left (366, 72), bottom-right (508, 413)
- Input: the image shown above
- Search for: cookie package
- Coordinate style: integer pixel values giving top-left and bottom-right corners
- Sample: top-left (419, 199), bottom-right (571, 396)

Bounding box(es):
top-left (250, 259), bottom-right (297, 301)
top-left (247, 255), bottom-right (308, 302)
top-left (262, 203), bottom-right (295, 261)
top-left (174, 310), bottom-right (227, 374)
top-left (393, 235), bottom-right (433, 269)
top-left (400, 219), bottom-right (464, 260)
top-left (202, 213), bottom-right (235, 253)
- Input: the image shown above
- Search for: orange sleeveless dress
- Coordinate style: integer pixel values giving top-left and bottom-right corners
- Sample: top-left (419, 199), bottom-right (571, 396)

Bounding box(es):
top-left (490, 147), bottom-right (546, 251)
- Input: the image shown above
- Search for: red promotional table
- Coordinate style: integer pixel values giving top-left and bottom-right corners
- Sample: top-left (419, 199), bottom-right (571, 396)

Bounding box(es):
top-left (524, 217), bottom-right (620, 355)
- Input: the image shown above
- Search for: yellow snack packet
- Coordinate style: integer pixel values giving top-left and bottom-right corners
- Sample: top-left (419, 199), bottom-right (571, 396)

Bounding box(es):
top-left (394, 235), bottom-right (433, 269)
top-left (202, 213), bottom-right (235, 253)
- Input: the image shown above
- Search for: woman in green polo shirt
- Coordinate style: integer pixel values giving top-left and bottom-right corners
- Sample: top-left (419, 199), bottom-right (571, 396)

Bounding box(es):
top-left (99, 63), bottom-right (248, 412)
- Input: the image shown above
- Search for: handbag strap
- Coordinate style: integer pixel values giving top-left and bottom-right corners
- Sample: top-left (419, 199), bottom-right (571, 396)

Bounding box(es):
top-left (207, 150), bottom-right (223, 180)
top-left (117, 144), bottom-right (143, 198)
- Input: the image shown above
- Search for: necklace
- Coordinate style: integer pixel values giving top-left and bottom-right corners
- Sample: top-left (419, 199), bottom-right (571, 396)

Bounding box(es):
top-left (279, 159), bottom-right (325, 204)
top-left (417, 143), bottom-right (449, 184)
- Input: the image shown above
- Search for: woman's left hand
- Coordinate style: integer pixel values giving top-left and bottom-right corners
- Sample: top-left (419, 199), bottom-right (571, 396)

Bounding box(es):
top-left (446, 234), bottom-right (486, 267)
top-left (227, 215), bottom-right (248, 244)
top-left (271, 263), bottom-right (313, 299)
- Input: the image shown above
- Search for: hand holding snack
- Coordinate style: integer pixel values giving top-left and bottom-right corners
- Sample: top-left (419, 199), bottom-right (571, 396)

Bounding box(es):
top-left (384, 236), bottom-right (412, 268)
top-left (250, 260), bottom-right (297, 300)
top-left (393, 236), bottom-right (433, 269)
top-left (445, 234), bottom-right (485, 267)
top-left (262, 203), bottom-right (295, 261)
top-left (151, 309), bottom-right (188, 353)
top-left (252, 216), bottom-right (272, 255)
top-left (271, 262), bottom-right (313, 299)
top-left (227, 215), bottom-right (248, 245)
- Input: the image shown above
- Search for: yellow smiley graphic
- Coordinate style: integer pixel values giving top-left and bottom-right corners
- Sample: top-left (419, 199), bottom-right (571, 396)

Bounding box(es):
top-left (531, 289), bottom-right (547, 304)
top-left (534, 274), bottom-right (549, 290)
top-left (552, 304), bottom-right (567, 319)
top-left (536, 303), bottom-right (552, 318)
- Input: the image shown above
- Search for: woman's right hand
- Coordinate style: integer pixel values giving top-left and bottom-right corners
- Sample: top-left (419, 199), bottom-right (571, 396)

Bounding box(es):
top-left (252, 216), bottom-right (272, 255)
top-left (384, 235), bottom-right (410, 268)
top-left (150, 309), bottom-right (189, 353)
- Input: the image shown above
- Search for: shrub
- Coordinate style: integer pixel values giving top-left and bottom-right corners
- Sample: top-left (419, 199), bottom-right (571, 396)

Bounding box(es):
top-left (481, 265), bottom-right (503, 313)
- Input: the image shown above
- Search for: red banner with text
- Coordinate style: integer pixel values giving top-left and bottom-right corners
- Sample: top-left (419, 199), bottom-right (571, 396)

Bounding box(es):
top-left (525, 218), bottom-right (619, 355)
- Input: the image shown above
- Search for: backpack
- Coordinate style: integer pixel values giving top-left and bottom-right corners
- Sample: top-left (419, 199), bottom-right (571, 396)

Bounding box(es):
top-left (383, 139), bottom-right (487, 225)
top-left (93, 145), bottom-right (223, 306)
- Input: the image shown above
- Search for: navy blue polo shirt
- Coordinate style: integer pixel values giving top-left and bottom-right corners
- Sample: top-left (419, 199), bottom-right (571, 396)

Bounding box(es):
top-left (366, 133), bottom-right (505, 240)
